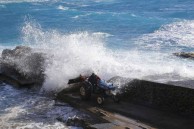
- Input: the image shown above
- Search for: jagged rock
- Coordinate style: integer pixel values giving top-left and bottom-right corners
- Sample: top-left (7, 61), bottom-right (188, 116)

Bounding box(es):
top-left (0, 46), bottom-right (45, 87)
top-left (2, 46), bottom-right (32, 59)
top-left (173, 52), bottom-right (194, 59)
top-left (66, 117), bottom-right (85, 127)
top-left (66, 116), bottom-right (96, 129)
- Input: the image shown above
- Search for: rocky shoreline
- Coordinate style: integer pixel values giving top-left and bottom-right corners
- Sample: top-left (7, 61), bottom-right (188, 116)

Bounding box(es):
top-left (0, 46), bottom-right (194, 128)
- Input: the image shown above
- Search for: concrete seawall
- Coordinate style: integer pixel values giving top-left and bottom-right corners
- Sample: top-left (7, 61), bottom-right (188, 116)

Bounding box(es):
top-left (122, 79), bottom-right (194, 116)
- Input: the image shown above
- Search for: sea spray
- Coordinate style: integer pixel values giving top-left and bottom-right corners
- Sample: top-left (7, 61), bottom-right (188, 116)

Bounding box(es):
top-left (21, 21), bottom-right (194, 92)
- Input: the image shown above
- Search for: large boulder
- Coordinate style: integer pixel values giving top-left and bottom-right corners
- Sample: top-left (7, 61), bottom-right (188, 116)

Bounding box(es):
top-left (0, 46), bottom-right (45, 87)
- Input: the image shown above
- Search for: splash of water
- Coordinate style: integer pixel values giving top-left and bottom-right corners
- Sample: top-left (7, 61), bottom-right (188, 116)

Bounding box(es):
top-left (21, 20), bottom-right (194, 92)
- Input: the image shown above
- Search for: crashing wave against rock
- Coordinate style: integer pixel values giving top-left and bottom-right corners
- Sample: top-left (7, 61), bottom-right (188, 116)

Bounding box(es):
top-left (0, 46), bottom-right (45, 87)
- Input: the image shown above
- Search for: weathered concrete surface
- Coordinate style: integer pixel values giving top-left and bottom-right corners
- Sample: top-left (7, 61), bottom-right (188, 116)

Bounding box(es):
top-left (121, 79), bottom-right (194, 116)
top-left (57, 93), bottom-right (156, 129)
top-left (57, 93), bottom-right (194, 129)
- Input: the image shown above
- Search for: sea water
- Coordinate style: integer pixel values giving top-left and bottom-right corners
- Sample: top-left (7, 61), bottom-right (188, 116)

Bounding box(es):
top-left (0, 83), bottom-right (87, 129)
top-left (1, 0), bottom-right (194, 128)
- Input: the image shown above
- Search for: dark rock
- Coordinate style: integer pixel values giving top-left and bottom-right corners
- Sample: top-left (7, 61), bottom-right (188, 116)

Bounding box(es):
top-left (0, 46), bottom-right (45, 87)
top-left (57, 83), bottom-right (82, 97)
top-left (56, 117), bottom-right (66, 123)
top-left (2, 46), bottom-right (32, 59)
top-left (173, 52), bottom-right (194, 59)
top-left (2, 49), bottom-right (13, 59)
top-left (65, 116), bottom-right (96, 129)
top-left (66, 117), bottom-right (85, 127)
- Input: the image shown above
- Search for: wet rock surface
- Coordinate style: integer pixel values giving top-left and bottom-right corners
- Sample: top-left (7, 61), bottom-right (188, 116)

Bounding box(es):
top-left (2, 46), bottom-right (32, 59)
top-left (173, 52), bottom-right (194, 59)
top-left (0, 46), bottom-right (45, 87)
top-left (66, 116), bottom-right (96, 129)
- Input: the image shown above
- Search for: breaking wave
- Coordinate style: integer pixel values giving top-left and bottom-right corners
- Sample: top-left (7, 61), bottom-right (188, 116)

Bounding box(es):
top-left (21, 20), bottom-right (194, 91)
top-left (136, 20), bottom-right (194, 51)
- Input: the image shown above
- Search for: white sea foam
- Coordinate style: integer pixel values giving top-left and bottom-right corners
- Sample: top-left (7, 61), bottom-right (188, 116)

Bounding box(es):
top-left (0, 97), bottom-right (64, 129)
top-left (0, 105), bottom-right (68, 129)
top-left (0, 106), bottom-right (26, 128)
top-left (131, 13), bottom-right (137, 17)
top-left (72, 13), bottom-right (91, 19)
top-left (136, 20), bottom-right (194, 51)
top-left (0, 85), bottom-right (82, 129)
top-left (20, 20), bottom-right (194, 92)
top-left (57, 5), bottom-right (69, 11)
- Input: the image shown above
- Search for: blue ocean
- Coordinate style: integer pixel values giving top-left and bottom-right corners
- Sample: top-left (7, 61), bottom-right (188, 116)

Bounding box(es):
top-left (0, 0), bottom-right (194, 128)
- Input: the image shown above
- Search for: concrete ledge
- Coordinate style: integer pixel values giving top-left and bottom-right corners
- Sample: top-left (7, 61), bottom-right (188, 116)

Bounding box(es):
top-left (122, 79), bottom-right (194, 116)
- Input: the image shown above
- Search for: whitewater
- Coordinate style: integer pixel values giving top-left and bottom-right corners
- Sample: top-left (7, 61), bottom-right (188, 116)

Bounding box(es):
top-left (1, 0), bottom-right (194, 128)
top-left (21, 20), bottom-right (194, 91)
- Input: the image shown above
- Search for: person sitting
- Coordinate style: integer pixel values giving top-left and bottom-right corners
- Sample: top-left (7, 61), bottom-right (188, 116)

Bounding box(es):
top-left (88, 73), bottom-right (101, 92)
